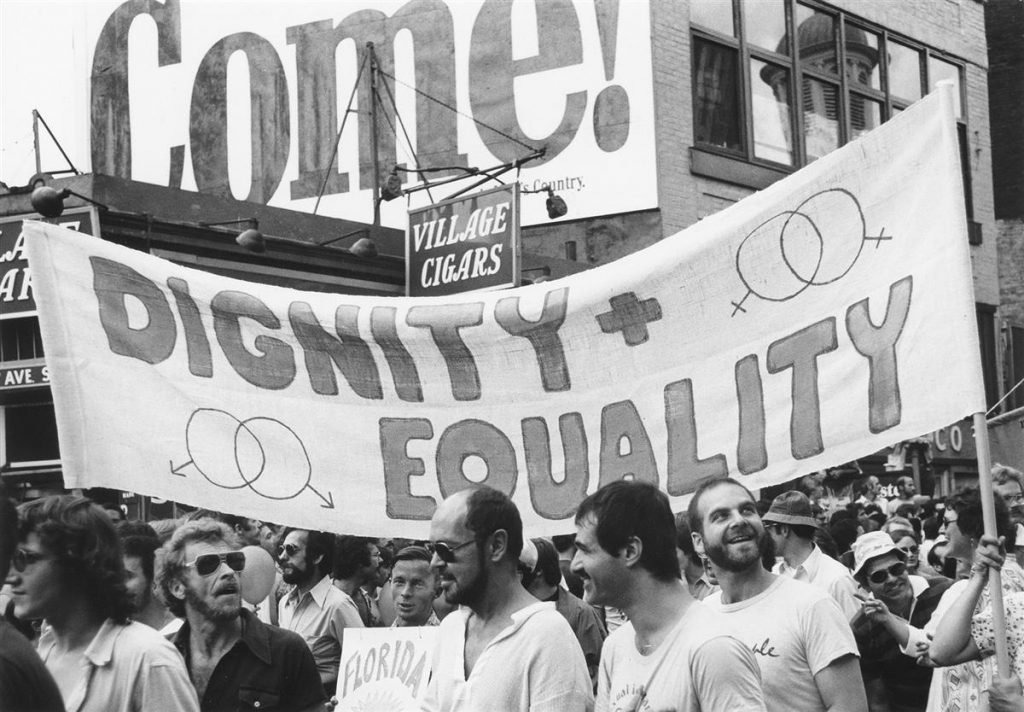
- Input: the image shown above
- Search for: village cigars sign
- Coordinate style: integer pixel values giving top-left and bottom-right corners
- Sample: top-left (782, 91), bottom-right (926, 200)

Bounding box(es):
top-left (74, 0), bottom-right (656, 228)
top-left (407, 185), bottom-right (519, 296)
top-left (26, 91), bottom-right (986, 538)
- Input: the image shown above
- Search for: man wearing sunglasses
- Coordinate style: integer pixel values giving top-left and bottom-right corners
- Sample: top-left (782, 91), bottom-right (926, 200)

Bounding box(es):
top-left (10, 495), bottom-right (199, 712)
top-left (763, 490), bottom-right (862, 620)
top-left (422, 486), bottom-right (594, 712)
top-left (850, 530), bottom-right (953, 712)
top-left (158, 519), bottom-right (325, 712)
top-left (277, 528), bottom-right (361, 696)
top-left (0, 483), bottom-right (64, 711)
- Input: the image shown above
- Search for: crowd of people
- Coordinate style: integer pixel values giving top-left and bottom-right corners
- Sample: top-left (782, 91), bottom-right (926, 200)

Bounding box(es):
top-left (1, 464), bottom-right (1023, 712)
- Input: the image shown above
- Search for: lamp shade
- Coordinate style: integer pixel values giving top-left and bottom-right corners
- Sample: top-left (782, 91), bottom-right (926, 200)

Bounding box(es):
top-left (235, 228), bottom-right (265, 253)
top-left (30, 186), bottom-right (67, 218)
top-left (349, 237), bottom-right (378, 258)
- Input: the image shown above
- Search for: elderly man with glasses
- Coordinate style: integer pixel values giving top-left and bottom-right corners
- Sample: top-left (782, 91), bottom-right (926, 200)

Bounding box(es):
top-left (157, 518), bottom-right (325, 712)
top-left (851, 531), bottom-right (953, 712)
top-left (422, 486), bottom-right (593, 712)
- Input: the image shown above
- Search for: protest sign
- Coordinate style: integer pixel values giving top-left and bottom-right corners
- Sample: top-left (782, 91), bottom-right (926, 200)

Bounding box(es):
top-left (336, 627), bottom-right (437, 712)
top-left (25, 89), bottom-right (986, 537)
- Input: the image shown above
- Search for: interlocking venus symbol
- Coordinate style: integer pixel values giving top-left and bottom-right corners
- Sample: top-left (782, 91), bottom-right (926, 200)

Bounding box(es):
top-left (731, 188), bottom-right (891, 317)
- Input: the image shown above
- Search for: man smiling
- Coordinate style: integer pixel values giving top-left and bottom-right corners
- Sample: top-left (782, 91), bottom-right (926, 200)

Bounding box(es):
top-left (572, 480), bottom-right (765, 712)
top-left (689, 478), bottom-right (866, 712)
top-left (422, 486), bottom-right (593, 712)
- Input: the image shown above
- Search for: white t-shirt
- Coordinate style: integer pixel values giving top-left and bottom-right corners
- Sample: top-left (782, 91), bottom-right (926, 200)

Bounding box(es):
top-left (422, 601), bottom-right (594, 712)
top-left (704, 576), bottom-right (859, 712)
top-left (596, 600), bottom-right (766, 712)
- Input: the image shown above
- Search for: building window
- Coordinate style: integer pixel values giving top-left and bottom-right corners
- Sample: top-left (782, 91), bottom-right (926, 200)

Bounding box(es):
top-left (0, 318), bottom-right (44, 362)
top-left (690, 0), bottom-right (966, 174)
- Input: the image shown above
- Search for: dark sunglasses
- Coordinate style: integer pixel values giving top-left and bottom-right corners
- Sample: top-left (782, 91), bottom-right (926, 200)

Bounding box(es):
top-left (898, 544), bottom-right (919, 555)
top-left (432, 539), bottom-right (477, 563)
top-left (186, 551), bottom-right (246, 576)
top-left (278, 543), bottom-right (301, 559)
top-left (868, 561), bottom-right (907, 584)
top-left (11, 548), bottom-right (47, 572)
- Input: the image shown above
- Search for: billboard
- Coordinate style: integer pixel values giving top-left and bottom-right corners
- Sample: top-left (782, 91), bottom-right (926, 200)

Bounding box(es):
top-left (0, 0), bottom-right (657, 229)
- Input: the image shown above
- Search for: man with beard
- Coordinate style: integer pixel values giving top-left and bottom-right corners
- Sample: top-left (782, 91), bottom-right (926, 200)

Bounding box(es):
top-left (277, 528), bottom-right (361, 696)
top-left (333, 536), bottom-right (383, 626)
top-left (121, 527), bottom-right (182, 637)
top-left (422, 486), bottom-right (593, 712)
top-left (689, 478), bottom-right (867, 712)
top-left (573, 481), bottom-right (765, 711)
top-left (158, 519), bottom-right (324, 712)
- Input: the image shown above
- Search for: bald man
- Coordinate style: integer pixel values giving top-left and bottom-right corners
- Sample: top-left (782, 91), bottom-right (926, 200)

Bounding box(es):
top-left (422, 487), bottom-right (593, 712)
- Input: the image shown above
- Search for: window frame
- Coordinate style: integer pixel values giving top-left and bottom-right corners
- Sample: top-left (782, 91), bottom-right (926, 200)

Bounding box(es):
top-left (690, 0), bottom-right (968, 189)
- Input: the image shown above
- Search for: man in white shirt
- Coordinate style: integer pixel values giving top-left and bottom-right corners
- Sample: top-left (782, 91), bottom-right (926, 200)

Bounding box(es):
top-left (572, 480), bottom-right (766, 712)
top-left (422, 486), bottom-right (593, 712)
top-left (277, 528), bottom-right (362, 696)
top-left (763, 490), bottom-right (861, 620)
top-left (690, 478), bottom-right (867, 712)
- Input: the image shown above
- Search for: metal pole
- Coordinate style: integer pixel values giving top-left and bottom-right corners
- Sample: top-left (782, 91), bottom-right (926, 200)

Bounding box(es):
top-left (975, 410), bottom-right (1011, 677)
top-left (368, 42), bottom-right (382, 227)
top-left (32, 110), bottom-right (41, 176)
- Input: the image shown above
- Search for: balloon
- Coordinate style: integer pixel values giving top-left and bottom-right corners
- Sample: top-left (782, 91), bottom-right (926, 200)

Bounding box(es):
top-left (240, 545), bottom-right (276, 605)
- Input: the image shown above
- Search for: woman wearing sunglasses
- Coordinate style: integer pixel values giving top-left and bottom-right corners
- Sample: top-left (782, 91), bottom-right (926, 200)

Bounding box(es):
top-left (8, 495), bottom-right (199, 712)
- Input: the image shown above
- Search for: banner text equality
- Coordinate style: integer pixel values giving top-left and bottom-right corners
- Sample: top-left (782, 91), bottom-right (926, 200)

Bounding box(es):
top-left (25, 91), bottom-right (987, 537)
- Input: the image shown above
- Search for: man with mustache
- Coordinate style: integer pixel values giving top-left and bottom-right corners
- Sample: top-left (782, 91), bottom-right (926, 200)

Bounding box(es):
top-left (690, 478), bottom-right (867, 712)
top-left (277, 528), bottom-right (361, 696)
top-left (158, 519), bottom-right (325, 712)
top-left (422, 486), bottom-right (593, 712)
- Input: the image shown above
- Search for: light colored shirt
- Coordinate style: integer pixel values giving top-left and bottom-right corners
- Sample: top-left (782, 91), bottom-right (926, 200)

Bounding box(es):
top-left (923, 561), bottom-right (1024, 712)
top-left (38, 619), bottom-right (199, 712)
top-left (422, 601), bottom-right (594, 712)
top-left (391, 610), bottom-right (440, 627)
top-left (278, 575), bottom-right (363, 685)
top-left (775, 544), bottom-right (862, 620)
top-left (705, 576), bottom-right (859, 712)
top-left (596, 601), bottom-right (766, 712)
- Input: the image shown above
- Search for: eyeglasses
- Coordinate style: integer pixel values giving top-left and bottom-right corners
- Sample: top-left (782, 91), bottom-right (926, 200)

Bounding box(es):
top-left (868, 561), bottom-right (907, 584)
top-left (278, 543), bottom-right (301, 559)
top-left (898, 544), bottom-right (919, 555)
top-left (185, 551), bottom-right (246, 576)
top-left (943, 514), bottom-right (958, 525)
top-left (11, 548), bottom-right (47, 572)
top-left (431, 539), bottom-right (477, 563)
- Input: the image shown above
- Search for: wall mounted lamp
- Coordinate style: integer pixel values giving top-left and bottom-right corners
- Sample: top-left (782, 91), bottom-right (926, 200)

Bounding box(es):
top-left (200, 218), bottom-right (264, 253)
top-left (30, 185), bottom-right (110, 218)
top-left (521, 185), bottom-right (568, 220)
top-left (316, 229), bottom-right (378, 258)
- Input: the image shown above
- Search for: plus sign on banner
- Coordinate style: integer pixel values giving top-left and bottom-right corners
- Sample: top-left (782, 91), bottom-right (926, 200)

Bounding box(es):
top-left (25, 90), bottom-right (985, 537)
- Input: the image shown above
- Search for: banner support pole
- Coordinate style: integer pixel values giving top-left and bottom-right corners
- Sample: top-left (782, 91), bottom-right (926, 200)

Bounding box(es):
top-left (975, 410), bottom-right (1011, 677)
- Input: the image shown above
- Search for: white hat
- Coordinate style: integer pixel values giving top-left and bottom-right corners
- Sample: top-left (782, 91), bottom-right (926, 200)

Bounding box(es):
top-left (852, 530), bottom-right (906, 578)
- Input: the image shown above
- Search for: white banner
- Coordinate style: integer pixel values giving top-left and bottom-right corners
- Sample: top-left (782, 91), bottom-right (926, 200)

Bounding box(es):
top-left (26, 89), bottom-right (986, 537)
